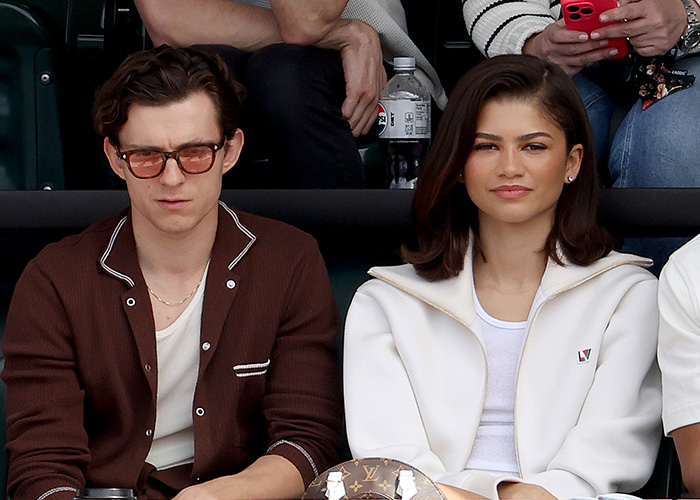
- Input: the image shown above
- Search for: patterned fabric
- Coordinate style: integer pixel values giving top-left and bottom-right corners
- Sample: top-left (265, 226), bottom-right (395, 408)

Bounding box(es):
top-left (303, 458), bottom-right (446, 500)
top-left (630, 51), bottom-right (696, 109)
top-left (463, 0), bottom-right (559, 57)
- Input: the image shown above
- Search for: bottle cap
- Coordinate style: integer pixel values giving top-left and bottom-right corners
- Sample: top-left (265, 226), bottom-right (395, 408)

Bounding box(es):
top-left (393, 57), bottom-right (416, 70)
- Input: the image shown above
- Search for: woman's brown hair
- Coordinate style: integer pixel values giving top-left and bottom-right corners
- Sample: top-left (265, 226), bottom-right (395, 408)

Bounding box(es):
top-left (403, 54), bottom-right (613, 281)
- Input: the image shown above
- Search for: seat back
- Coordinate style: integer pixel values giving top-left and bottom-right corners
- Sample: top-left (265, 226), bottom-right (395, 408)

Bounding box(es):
top-left (0, 1), bottom-right (65, 189)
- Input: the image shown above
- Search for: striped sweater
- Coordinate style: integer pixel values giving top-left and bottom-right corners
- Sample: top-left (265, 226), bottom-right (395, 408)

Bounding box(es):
top-left (463, 0), bottom-right (562, 58)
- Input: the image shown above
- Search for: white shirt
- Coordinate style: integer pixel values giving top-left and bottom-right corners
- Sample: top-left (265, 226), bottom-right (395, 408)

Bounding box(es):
top-left (146, 266), bottom-right (208, 470)
top-left (466, 286), bottom-right (544, 477)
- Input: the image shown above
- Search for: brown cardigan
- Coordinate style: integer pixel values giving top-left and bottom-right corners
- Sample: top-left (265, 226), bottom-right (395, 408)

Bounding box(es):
top-left (2, 202), bottom-right (342, 500)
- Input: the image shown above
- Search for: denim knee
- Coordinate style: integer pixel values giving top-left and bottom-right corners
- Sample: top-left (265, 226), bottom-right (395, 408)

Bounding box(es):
top-left (572, 72), bottom-right (615, 170)
top-left (610, 54), bottom-right (700, 188)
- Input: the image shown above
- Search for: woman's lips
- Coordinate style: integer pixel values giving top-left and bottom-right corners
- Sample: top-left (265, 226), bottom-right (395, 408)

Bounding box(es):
top-left (491, 185), bottom-right (532, 200)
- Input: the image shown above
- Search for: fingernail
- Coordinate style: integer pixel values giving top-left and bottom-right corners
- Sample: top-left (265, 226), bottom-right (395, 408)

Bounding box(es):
top-left (609, 48), bottom-right (619, 56)
top-left (590, 31), bottom-right (601, 39)
top-left (599, 39), bottom-right (609, 46)
top-left (600, 14), bottom-right (609, 22)
top-left (579, 33), bottom-right (589, 40)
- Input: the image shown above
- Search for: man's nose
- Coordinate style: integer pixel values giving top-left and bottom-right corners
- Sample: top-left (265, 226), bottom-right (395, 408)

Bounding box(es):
top-left (159, 157), bottom-right (186, 184)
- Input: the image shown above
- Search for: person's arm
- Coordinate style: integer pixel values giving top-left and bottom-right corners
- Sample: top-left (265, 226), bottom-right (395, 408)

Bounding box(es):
top-left (658, 251), bottom-right (700, 497)
top-left (134, 0), bottom-right (383, 137)
top-left (135, 0), bottom-right (347, 49)
top-left (2, 260), bottom-right (90, 500)
top-left (591, 0), bottom-right (687, 56)
top-left (134, 0), bottom-right (282, 51)
top-left (173, 455), bottom-right (304, 500)
top-left (175, 235), bottom-right (342, 500)
top-left (438, 483), bottom-right (488, 500)
top-left (496, 483), bottom-right (556, 500)
top-left (462, 0), bottom-right (556, 57)
top-left (259, 237), bottom-right (343, 483)
top-left (670, 424), bottom-right (700, 497)
top-left (269, 0), bottom-right (347, 46)
top-left (518, 277), bottom-right (661, 497)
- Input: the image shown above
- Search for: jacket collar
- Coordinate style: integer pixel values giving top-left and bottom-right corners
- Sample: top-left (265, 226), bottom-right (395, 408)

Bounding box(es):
top-left (98, 201), bottom-right (257, 287)
top-left (368, 235), bottom-right (652, 327)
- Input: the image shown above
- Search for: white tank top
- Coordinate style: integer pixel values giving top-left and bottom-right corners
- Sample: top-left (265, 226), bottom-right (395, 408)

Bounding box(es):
top-left (145, 265), bottom-right (209, 470)
top-left (465, 283), bottom-right (544, 477)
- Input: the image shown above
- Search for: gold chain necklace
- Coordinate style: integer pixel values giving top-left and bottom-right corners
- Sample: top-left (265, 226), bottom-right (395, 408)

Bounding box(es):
top-left (148, 279), bottom-right (202, 307)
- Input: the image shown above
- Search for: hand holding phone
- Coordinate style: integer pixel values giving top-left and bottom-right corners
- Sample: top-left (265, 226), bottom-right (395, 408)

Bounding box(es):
top-left (561, 0), bottom-right (629, 58)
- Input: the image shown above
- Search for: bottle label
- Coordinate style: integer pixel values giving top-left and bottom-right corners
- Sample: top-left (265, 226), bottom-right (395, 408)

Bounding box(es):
top-left (378, 100), bottom-right (430, 139)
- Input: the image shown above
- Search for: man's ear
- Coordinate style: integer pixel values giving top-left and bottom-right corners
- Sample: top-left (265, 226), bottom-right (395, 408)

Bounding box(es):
top-left (104, 137), bottom-right (127, 181)
top-left (222, 129), bottom-right (244, 174)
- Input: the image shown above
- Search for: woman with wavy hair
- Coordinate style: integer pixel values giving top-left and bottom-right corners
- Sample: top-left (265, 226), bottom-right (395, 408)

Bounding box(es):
top-left (344, 55), bottom-right (661, 500)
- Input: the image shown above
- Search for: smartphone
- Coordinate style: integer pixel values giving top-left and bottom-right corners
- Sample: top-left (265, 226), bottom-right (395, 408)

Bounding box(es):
top-left (561, 0), bottom-right (628, 59)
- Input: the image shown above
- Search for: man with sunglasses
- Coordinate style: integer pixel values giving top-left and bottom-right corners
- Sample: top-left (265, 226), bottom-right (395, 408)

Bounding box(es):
top-left (2, 46), bottom-right (342, 500)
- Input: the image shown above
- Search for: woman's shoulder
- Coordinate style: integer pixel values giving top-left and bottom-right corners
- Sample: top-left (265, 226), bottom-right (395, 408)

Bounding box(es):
top-left (568, 249), bottom-right (656, 281)
top-left (356, 263), bottom-right (423, 297)
top-left (543, 250), bottom-right (657, 298)
top-left (359, 262), bottom-right (467, 297)
top-left (596, 250), bottom-right (657, 279)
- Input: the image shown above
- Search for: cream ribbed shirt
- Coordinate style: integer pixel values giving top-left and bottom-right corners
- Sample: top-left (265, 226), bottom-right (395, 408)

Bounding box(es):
top-left (145, 266), bottom-right (209, 470)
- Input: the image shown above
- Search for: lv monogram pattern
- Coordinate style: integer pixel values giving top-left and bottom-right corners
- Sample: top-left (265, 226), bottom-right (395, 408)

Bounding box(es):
top-left (303, 458), bottom-right (446, 500)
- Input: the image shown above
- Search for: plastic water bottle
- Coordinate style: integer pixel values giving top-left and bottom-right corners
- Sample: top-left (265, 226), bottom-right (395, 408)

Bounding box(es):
top-left (378, 57), bottom-right (431, 189)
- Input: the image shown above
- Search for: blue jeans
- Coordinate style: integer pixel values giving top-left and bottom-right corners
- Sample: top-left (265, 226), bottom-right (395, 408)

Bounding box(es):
top-left (574, 54), bottom-right (700, 188)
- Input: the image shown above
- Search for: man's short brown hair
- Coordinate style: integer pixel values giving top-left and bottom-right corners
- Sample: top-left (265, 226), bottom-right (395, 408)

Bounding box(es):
top-left (93, 45), bottom-right (246, 145)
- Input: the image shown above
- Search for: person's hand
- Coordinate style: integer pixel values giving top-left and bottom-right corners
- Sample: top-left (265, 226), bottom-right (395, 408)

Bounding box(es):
top-left (523, 19), bottom-right (621, 75)
top-left (335, 19), bottom-right (387, 137)
top-left (497, 481), bottom-right (557, 500)
top-left (171, 455), bottom-right (304, 500)
top-left (437, 483), bottom-right (489, 500)
top-left (592, 0), bottom-right (687, 56)
top-left (172, 476), bottom-right (235, 500)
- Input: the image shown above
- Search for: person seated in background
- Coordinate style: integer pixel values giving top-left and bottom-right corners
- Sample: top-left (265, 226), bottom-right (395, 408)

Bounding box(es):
top-left (1, 46), bottom-right (342, 500)
top-left (134, 0), bottom-right (447, 188)
top-left (658, 237), bottom-right (700, 498)
top-left (463, 0), bottom-right (700, 188)
top-left (343, 55), bottom-right (661, 500)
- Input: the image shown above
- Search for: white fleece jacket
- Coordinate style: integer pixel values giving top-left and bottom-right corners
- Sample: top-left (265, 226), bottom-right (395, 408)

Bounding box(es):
top-left (344, 244), bottom-right (661, 499)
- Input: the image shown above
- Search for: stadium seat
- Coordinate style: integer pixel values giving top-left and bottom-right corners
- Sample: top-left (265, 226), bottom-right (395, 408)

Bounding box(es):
top-left (0, 1), bottom-right (65, 189)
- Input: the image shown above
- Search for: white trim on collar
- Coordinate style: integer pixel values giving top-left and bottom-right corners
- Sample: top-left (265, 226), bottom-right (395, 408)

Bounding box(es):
top-left (218, 200), bottom-right (257, 270)
top-left (99, 216), bottom-right (135, 287)
top-left (99, 203), bottom-right (258, 285)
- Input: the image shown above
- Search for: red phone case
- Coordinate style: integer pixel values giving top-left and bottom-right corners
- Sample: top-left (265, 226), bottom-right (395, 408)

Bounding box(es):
top-left (561, 0), bottom-right (628, 59)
